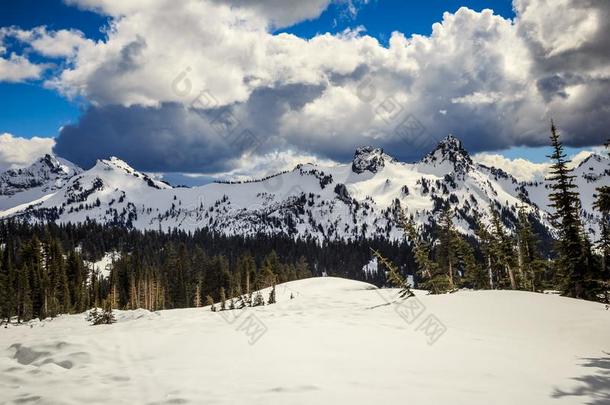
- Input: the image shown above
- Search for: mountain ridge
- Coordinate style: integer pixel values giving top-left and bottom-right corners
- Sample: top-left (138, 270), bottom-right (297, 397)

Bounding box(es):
top-left (1, 136), bottom-right (608, 242)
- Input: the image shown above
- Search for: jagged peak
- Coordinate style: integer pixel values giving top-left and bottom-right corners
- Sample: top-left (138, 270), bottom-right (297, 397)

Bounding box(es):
top-left (352, 146), bottom-right (391, 174)
top-left (421, 134), bottom-right (472, 171)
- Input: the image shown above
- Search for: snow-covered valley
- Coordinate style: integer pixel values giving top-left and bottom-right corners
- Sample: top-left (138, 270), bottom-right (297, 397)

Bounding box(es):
top-left (1, 277), bottom-right (608, 405)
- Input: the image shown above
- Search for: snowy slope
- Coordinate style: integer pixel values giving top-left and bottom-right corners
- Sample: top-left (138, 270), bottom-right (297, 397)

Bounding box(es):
top-left (1, 277), bottom-right (608, 404)
top-left (2, 136), bottom-right (608, 241)
top-left (0, 154), bottom-right (82, 211)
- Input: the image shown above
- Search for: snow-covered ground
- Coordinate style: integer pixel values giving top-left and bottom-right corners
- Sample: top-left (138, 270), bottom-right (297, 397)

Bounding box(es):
top-left (1, 277), bottom-right (609, 404)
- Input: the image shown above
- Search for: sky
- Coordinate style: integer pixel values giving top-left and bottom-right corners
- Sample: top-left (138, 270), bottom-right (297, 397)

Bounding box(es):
top-left (0, 0), bottom-right (608, 185)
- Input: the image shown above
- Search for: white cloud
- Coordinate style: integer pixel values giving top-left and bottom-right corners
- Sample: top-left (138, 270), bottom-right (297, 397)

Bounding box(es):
top-left (0, 53), bottom-right (46, 83)
top-left (220, 149), bottom-right (339, 181)
top-left (0, 134), bottom-right (56, 170)
top-left (4, 0), bottom-right (607, 172)
top-left (473, 146), bottom-right (607, 182)
top-left (26, 27), bottom-right (93, 58)
top-left (472, 153), bottom-right (550, 182)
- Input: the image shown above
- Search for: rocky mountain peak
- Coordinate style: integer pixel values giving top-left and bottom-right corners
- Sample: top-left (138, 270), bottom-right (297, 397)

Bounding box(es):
top-left (352, 146), bottom-right (386, 174)
top-left (421, 135), bottom-right (473, 173)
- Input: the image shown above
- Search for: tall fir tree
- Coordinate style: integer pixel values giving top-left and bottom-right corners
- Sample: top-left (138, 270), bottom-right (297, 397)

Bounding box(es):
top-left (17, 263), bottom-right (33, 322)
top-left (516, 206), bottom-right (545, 291)
top-left (546, 121), bottom-right (591, 298)
top-left (219, 287), bottom-right (226, 311)
top-left (593, 140), bottom-right (610, 280)
top-left (437, 206), bottom-right (461, 290)
top-left (1, 242), bottom-right (16, 323)
top-left (475, 215), bottom-right (496, 289)
top-left (489, 210), bottom-right (518, 289)
top-left (398, 212), bottom-right (444, 293)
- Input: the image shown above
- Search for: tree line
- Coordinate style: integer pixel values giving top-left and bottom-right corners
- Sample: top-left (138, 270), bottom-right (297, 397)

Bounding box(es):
top-left (0, 221), bottom-right (411, 323)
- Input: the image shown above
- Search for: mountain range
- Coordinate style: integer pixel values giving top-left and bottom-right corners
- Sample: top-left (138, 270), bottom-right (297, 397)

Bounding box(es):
top-left (1, 135), bottom-right (608, 242)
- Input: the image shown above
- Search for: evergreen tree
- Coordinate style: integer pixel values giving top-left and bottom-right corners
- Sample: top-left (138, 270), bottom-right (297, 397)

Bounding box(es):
top-left (206, 295), bottom-right (216, 312)
top-left (593, 140), bottom-right (610, 279)
top-left (17, 264), bottom-right (33, 322)
top-left (295, 256), bottom-right (311, 279)
top-left (268, 284), bottom-right (276, 304)
top-left (438, 206), bottom-right (460, 290)
top-left (371, 248), bottom-right (414, 298)
top-left (456, 237), bottom-right (486, 289)
top-left (219, 287), bottom-right (226, 311)
top-left (399, 213), bottom-right (445, 293)
top-left (66, 251), bottom-right (87, 313)
top-left (516, 206), bottom-right (546, 291)
top-left (475, 215), bottom-right (496, 289)
top-left (1, 242), bottom-right (16, 324)
top-left (194, 279), bottom-right (202, 307)
top-left (546, 121), bottom-right (590, 298)
top-left (252, 291), bottom-right (265, 307)
top-left (490, 210), bottom-right (518, 289)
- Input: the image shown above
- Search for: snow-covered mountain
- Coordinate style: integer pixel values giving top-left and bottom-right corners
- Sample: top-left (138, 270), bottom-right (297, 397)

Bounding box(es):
top-left (1, 136), bottom-right (608, 241)
top-left (0, 154), bottom-right (82, 213)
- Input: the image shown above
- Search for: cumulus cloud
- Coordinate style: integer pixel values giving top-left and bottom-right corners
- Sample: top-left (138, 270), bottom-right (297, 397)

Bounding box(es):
top-left (0, 134), bottom-right (56, 170)
top-left (473, 147), bottom-right (607, 182)
top-left (0, 53), bottom-right (46, 82)
top-left (6, 0), bottom-right (608, 173)
top-left (210, 0), bottom-right (332, 29)
top-left (472, 153), bottom-right (550, 181)
top-left (0, 25), bottom-right (92, 82)
top-left (17, 27), bottom-right (93, 58)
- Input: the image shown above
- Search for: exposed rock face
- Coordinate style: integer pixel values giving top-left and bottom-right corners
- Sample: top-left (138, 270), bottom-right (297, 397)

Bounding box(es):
top-left (352, 147), bottom-right (386, 174)
top-left (421, 134), bottom-right (473, 175)
top-left (0, 154), bottom-right (81, 196)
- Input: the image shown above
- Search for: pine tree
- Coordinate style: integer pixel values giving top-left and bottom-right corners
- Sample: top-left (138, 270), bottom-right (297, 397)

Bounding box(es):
top-left (546, 121), bottom-right (590, 298)
top-left (17, 264), bottom-right (33, 322)
top-left (268, 284), bottom-right (276, 304)
top-left (259, 251), bottom-right (279, 289)
top-left (371, 248), bottom-right (414, 298)
top-left (490, 210), bottom-right (518, 289)
top-left (1, 242), bottom-right (16, 324)
top-left (66, 251), bottom-right (86, 313)
top-left (457, 237), bottom-right (486, 289)
top-left (206, 295), bottom-right (216, 312)
top-left (219, 287), bottom-right (226, 311)
top-left (437, 206), bottom-right (461, 290)
top-left (295, 256), bottom-right (311, 279)
top-left (398, 212), bottom-right (445, 293)
top-left (194, 280), bottom-right (202, 307)
top-left (475, 216), bottom-right (495, 289)
top-left (252, 291), bottom-right (265, 307)
top-left (593, 140), bottom-right (610, 280)
top-left (516, 205), bottom-right (546, 291)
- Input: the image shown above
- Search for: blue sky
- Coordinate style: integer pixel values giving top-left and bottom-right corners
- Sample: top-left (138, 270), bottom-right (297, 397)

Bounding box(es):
top-left (0, 0), bottom-right (607, 180)
top-left (0, 0), bottom-right (106, 137)
top-left (280, 0), bottom-right (515, 41)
